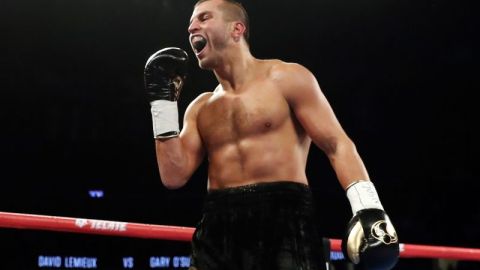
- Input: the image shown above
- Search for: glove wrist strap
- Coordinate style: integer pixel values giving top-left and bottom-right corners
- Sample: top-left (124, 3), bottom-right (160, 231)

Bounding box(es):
top-left (346, 180), bottom-right (384, 214)
top-left (150, 100), bottom-right (180, 139)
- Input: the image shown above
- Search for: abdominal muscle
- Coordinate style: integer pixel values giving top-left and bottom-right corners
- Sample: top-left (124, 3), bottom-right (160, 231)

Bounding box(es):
top-left (205, 121), bottom-right (311, 190)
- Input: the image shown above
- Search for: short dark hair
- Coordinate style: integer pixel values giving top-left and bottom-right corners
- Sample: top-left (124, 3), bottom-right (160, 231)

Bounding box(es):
top-left (195, 0), bottom-right (250, 43)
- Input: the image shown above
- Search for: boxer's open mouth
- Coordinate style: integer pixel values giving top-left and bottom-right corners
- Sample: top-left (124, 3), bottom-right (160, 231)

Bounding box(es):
top-left (192, 35), bottom-right (207, 54)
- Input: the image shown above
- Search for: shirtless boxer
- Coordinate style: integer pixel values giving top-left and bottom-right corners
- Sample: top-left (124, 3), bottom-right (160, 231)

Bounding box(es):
top-left (144, 0), bottom-right (399, 269)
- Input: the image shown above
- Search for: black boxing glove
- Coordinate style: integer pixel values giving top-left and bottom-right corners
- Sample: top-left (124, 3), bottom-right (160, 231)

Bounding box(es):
top-left (144, 47), bottom-right (188, 138)
top-left (342, 180), bottom-right (399, 270)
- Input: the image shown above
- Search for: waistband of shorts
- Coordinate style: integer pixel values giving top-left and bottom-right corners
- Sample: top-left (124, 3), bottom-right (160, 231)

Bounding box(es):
top-left (203, 181), bottom-right (312, 209)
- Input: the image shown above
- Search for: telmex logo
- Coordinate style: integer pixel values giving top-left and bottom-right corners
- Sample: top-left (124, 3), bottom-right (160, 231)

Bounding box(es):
top-left (75, 219), bottom-right (127, 231)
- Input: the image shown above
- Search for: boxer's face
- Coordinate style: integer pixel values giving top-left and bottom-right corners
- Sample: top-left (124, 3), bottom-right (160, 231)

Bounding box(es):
top-left (188, 0), bottom-right (232, 69)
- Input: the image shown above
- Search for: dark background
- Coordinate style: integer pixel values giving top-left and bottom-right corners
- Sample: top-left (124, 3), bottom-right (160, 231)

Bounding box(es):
top-left (0, 0), bottom-right (477, 268)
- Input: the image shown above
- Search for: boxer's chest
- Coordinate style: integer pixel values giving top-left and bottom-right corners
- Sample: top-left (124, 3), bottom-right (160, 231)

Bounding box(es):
top-left (197, 86), bottom-right (290, 146)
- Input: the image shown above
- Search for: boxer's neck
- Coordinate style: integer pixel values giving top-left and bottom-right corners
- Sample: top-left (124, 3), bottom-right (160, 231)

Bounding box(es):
top-left (213, 46), bottom-right (256, 92)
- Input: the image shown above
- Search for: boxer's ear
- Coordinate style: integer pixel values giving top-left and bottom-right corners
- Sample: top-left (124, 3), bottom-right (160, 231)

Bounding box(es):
top-left (231, 21), bottom-right (246, 42)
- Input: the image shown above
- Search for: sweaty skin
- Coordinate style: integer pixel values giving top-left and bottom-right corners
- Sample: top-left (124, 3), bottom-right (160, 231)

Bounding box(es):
top-left (155, 0), bottom-right (370, 191)
top-left (196, 60), bottom-right (311, 189)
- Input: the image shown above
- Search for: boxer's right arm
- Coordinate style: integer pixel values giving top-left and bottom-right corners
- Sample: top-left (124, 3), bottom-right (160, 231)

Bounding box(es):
top-left (144, 47), bottom-right (206, 189)
top-left (155, 94), bottom-right (208, 189)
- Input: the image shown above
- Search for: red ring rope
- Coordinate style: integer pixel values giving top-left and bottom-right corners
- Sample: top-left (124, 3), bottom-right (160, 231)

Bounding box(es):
top-left (1, 211), bottom-right (479, 261)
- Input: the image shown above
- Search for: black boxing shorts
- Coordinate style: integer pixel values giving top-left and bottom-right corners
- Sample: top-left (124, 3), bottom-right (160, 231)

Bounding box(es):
top-left (189, 181), bottom-right (327, 270)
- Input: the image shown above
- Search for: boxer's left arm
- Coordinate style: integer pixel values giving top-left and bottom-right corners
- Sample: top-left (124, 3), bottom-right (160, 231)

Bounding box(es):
top-left (276, 63), bottom-right (367, 189)
top-left (277, 63), bottom-right (399, 269)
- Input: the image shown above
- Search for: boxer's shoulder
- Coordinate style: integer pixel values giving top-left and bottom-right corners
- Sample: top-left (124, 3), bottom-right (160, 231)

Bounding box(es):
top-left (185, 91), bottom-right (213, 116)
top-left (263, 59), bottom-right (312, 84)
top-left (260, 60), bottom-right (318, 101)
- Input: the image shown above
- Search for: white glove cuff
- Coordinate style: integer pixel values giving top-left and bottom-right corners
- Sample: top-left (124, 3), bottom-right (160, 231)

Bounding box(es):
top-left (150, 100), bottom-right (179, 138)
top-left (346, 180), bottom-right (384, 214)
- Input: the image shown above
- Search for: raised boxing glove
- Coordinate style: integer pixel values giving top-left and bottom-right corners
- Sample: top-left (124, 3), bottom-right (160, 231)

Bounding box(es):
top-left (144, 47), bottom-right (188, 138)
top-left (342, 180), bottom-right (399, 270)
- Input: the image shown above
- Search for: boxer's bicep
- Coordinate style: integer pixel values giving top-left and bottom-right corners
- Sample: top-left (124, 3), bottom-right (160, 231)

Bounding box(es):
top-left (154, 93), bottom-right (209, 189)
top-left (179, 93), bottom-right (209, 174)
top-left (281, 64), bottom-right (349, 154)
